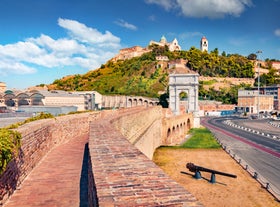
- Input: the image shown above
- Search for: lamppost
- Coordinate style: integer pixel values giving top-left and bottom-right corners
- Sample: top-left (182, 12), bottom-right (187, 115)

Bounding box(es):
top-left (256, 50), bottom-right (262, 119)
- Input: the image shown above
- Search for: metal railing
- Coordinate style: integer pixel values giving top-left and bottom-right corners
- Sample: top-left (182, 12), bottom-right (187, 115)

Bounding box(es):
top-left (213, 134), bottom-right (280, 202)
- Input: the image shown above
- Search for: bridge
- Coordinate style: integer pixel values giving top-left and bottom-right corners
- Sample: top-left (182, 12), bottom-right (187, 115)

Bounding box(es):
top-left (0, 106), bottom-right (203, 207)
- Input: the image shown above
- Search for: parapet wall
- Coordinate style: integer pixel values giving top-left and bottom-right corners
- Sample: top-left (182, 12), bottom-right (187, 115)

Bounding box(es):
top-left (1, 106), bottom-right (201, 206)
top-left (89, 106), bottom-right (202, 206)
top-left (112, 106), bottom-right (162, 159)
top-left (0, 112), bottom-right (100, 205)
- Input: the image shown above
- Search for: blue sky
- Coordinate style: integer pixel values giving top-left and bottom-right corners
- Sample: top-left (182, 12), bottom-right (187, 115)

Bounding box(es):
top-left (0, 0), bottom-right (279, 89)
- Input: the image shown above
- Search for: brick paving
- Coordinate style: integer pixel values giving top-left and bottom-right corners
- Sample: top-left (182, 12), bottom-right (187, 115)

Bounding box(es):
top-left (3, 107), bottom-right (204, 207)
top-left (4, 134), bottom-right (89, 207)
top-left (89, 119), bottom-right (203, 207)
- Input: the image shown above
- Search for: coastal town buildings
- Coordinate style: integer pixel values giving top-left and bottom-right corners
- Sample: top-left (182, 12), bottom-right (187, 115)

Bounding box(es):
top-left (258, 84), bottom-right (280, 111)
top-left (110, 46), bottom-right (151, 62)
top-left (0, 88), bottom-right (158, 116)
top-left (111, 35), bottom-right (183, 62)
top-left (237, 89), bottom-right (274, 114)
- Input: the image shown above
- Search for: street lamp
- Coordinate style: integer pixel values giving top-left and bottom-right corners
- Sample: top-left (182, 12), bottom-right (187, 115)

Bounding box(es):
top-left (256, 50), bottom-right (262, 119)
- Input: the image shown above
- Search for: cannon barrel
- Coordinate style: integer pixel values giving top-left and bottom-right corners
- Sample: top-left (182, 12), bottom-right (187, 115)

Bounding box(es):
top-left (186, 162), bottom-right (237, 178)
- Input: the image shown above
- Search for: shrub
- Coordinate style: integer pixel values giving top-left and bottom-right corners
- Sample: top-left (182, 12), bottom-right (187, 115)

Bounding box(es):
top-left (0, 129), bottom-right (21, 174)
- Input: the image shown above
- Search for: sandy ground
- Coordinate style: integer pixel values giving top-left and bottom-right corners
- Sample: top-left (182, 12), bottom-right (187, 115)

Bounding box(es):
top-left (153, 148), bottom-right (280, 207)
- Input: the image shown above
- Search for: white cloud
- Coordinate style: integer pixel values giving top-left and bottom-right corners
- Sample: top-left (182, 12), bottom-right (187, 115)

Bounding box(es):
top-left (145, 0), bottom-right (253, 18)
top-left (275, 29), bottom-right (280, 37)
top-left (179, 31), bottom-right (204, 39)
top-left (148, 15), bottom-right (157, 21)
top-left (0, 18), bottom-right (122, 76)
top-left (145, 0), bottom-right (177, 10)
top-left (0, 60), bottom-right (36, 76)
top-left (58, 18), bottom-right (120, 47)
top-left (114, 19), bottom-right (138, 31)
top-left (228, 37), bottom-right (248, 46)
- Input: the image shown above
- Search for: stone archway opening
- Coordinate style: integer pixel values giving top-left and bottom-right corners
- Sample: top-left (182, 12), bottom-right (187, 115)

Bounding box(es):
top-left (169, 73), bottom-right (200, 127)
top-left (179, 91), bottom-right (188, 101)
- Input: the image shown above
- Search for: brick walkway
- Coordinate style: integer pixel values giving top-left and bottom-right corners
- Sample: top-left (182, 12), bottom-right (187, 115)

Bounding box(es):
top-left (4, 134), bottom-right (89, 207)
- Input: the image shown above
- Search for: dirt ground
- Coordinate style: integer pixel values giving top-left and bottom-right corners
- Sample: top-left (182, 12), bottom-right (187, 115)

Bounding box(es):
top-left (153, 148), bottom-right (280, 207)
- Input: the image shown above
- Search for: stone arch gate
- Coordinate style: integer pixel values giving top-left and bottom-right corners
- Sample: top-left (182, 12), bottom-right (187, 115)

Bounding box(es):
top-left (169, 73), bottom-right (200, 127)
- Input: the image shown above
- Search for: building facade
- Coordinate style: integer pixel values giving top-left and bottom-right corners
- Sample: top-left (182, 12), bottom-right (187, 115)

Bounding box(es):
top-left (0, 82), bottom-right (6, 93)
top-left (149, 36), bottom-right (181, 52)
top-left (272, 61), bottom-right (280, 72)
top-left (111, 46), bottom-right (151, 62)
top-left (0, 89), bottom-right (159, 115)
top-left (258, 84), bottom-right (280, 111)
top-left (200, 36), bottom-right (208, 52)
top-left (237, 89), bottom-right (274, 114)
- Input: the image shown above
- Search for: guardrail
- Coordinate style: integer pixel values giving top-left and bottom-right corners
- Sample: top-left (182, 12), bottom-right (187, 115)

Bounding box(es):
top-left (224, 120), bottom-right (280, 141)
top-left (269, 121), bottom-right (280, 128)
top-left (213, 134), bottom-right (280, 202)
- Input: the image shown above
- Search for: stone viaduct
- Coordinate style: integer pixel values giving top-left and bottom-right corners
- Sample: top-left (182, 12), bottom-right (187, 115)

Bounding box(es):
top-left (0, 106), bottom-right (203, 206)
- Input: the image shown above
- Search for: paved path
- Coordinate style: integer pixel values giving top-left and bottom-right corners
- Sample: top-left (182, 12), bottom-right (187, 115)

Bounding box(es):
top-left (4, 134), bottom-right (89, 207)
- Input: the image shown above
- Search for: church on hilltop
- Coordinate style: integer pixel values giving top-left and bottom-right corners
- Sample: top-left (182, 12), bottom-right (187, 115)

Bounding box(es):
top-left (111, 35), bottom-right (182, 62)
top-left (149, 35), bottom-right (181, 52)
top-left (111, 35), bottom-right (208, 62)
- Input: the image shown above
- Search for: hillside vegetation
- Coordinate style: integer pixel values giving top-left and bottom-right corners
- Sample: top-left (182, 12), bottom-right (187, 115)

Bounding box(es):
top-left (47, 46), bottom-right (280, 104)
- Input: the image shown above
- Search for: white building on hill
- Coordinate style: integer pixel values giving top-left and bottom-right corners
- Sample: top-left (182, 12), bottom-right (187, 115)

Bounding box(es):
top-left (200, 36), bottom-right (208, 52)
top-left (149, 35), bottom-right (181, 52)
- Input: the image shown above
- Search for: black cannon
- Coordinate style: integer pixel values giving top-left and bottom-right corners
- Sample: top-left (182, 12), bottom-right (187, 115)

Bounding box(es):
top-left (186, 162), bottom-right (237, 183)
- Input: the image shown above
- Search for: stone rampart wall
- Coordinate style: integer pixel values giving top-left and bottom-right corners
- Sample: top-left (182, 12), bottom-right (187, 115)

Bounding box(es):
top-left (1, 106), bottom-right (200, 206)
top-left (0, 112), bottom-right (100, 205)
top-left (89, 106), bottom-right (202, 206)
top-left (162, 113), bottom-right (193, 145)
top-left (112, 106), bottom-right (162, 159)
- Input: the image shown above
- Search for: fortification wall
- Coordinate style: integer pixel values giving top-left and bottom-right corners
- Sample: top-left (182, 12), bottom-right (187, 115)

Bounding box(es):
top-left (1, 107), bottom-right (199, 206)
top-left (0, 112), bottom-right (100, 204)
top-left (112, 106), bottom-right (162, 159)
top-left (89, 106), bottom-right (202, 206)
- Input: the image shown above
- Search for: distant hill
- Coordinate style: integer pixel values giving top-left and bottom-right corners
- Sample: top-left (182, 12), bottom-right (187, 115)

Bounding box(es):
top-left (47, 46), bottom-right (258, 104)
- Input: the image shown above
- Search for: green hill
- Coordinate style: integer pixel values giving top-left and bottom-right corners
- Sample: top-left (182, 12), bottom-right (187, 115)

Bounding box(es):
top-left (48, 51), bottom-right (167, 97)
top-left (47, 46), bottom-right (279, 104)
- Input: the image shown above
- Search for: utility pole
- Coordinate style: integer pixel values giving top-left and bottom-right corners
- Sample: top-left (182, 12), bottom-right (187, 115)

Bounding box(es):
top-left (256, 50), bottom-right (262, 119)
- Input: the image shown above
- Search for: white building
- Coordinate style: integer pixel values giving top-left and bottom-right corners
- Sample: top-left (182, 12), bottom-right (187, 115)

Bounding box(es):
top-left (39, 90), bottom-right (85, 111)
top-left (200, 36), bottom-right (208, 52)
top-left (237, 89), bottom-right (274, 114)
top-left (149, 36), bottom-right (181, 52)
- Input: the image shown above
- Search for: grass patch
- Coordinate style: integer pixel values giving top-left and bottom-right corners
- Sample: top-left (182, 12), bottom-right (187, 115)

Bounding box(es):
top-left (159, 127), bottom-right (221, 150)
top-left (181, 128), bottom-right (220, 149)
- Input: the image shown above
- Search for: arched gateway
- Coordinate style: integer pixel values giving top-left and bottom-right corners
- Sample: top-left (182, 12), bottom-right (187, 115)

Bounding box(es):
top-left (169, 73), bottom-right (200, 127)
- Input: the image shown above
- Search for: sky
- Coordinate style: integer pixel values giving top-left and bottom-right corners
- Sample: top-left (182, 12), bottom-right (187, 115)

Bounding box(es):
top-left (0, 0), bottom-right (279, 90)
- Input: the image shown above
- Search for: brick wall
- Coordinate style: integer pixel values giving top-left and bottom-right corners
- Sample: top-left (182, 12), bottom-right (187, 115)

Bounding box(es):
top-left (0, 112), bottom-right (100, 205)
top-left (89, 107), bottom-right (203, 206)
top-left (112, 106), bottom-right (162, 159)
top-left (1, 107), bottom-right (201, 206)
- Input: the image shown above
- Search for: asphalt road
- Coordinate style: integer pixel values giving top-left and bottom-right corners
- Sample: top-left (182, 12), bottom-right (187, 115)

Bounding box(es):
top-left (201, 116), bottom-right (280, 198)
top-left (0, 117), bottom-right (29, 128)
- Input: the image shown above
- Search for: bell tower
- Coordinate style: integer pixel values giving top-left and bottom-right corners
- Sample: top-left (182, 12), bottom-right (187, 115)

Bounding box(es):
top-left (200, 36), bottom-right (208, 52)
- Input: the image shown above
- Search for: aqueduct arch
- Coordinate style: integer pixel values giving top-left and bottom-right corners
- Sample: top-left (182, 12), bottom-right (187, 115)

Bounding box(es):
top-left (169, 73), bottom-right (200, 127)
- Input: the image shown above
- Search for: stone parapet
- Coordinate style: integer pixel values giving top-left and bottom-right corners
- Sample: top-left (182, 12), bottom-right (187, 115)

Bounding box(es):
top-left (0, 112), bottom-right (100, 205)
top-left (1, 107), bottom-right (200, 206)
top-left (89, 107), bottom-right (203, 206)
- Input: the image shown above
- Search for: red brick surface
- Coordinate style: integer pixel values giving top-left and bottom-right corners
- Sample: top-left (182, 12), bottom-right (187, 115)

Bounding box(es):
top-left (89, 112), bottom-right (203, 207)
top-left (4, 134), bottom-right (89, 207)
top-left (2, 107), bottom-right (203, 207)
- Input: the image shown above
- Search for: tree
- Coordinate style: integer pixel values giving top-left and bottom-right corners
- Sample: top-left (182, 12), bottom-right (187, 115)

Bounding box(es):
top-left (248, 53), bottom-right (257, 60)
